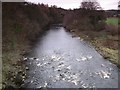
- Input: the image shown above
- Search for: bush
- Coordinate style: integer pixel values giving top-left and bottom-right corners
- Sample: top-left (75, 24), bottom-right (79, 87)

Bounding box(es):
top-left (105, 25), bottom-right (118, 35)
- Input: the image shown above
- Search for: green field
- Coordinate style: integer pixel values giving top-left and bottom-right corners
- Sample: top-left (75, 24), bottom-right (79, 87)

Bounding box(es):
top-left (106, 17), bottom-right (118, 26)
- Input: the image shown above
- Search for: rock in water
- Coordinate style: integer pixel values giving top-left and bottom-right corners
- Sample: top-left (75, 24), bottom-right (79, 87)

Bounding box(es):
top-left (23, 57), bottom-right (28, 61)
top-left (25, 67), bottom-right (29, 70)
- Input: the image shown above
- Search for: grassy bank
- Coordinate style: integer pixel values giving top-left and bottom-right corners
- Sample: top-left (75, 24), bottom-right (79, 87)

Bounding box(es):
top-left (106, 17), bottom-right (118, 26)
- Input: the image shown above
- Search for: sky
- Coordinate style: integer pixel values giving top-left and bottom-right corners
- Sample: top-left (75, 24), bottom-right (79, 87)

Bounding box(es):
top-left (25, 0), bottom-right (119, 10)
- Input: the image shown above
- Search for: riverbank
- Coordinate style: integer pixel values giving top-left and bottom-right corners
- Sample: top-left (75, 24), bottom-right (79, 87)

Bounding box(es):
top-left (67, 28), bottom-right (119, 68)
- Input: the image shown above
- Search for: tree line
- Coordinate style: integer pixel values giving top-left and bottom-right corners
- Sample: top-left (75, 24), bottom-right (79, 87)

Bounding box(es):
top-left (63, 0), bottom-right (107, 31)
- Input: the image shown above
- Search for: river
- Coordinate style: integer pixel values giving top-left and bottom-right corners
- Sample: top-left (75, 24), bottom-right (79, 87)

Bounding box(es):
top-left (22, 25), bottom-right (119, 88)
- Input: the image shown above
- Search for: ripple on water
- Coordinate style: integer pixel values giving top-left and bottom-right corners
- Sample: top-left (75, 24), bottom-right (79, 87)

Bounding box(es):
top-left (24, 27), bottom-right (119, 88)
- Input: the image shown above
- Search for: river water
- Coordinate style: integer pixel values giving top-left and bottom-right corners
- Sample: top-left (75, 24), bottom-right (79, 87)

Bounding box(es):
top-left (22, 26), bottom-right (119, 88)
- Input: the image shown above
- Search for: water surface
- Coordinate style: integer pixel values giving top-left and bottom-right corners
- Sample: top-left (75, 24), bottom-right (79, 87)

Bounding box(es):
top-left (23, 26), bottom-right (119, 88)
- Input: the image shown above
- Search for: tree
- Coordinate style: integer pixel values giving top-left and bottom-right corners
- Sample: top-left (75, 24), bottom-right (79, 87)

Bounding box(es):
top-left (80, 0), bottom-right (101, 10)
top-left (118, 1), bottom-right (120, 10)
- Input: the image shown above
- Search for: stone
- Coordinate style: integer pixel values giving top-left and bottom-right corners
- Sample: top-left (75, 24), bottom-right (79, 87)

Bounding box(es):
top-left (23, 57), bottom-right (28, 61)
top-left (25, 67), bottom-right (29, 70)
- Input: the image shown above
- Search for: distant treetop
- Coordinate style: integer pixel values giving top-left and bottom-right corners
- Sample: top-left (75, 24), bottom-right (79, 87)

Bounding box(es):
top-left (80, 0), bottom-right (102, 10)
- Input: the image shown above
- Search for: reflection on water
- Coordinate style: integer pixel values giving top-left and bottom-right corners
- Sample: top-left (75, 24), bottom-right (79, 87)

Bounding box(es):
top-left (23, 26), bottom-right (119, 88)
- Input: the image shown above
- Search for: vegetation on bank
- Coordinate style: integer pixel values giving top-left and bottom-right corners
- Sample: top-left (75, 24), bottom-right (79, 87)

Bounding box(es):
top-left (2, 2), bottom-right (65, 89)
top-left (106, 17), bottom-right (118, 26)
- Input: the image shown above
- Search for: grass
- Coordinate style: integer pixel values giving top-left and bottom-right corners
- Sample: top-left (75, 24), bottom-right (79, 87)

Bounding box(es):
top-left (99, 47), bottom-right (118, 61)
top-left (2, 46), bottom-right (27, 88)
top-left (92, 39), bottom-right (119, 65)
top-left (106, 17), bottom-right (118, 26)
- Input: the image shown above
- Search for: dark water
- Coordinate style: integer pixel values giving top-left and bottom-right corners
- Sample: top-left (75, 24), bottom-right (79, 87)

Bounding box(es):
top-left (22, 26), bottom-right (119, 88)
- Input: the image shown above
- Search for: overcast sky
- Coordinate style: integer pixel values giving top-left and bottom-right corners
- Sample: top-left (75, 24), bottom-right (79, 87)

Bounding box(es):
top-left (25, 0), bottom-right (119, 10)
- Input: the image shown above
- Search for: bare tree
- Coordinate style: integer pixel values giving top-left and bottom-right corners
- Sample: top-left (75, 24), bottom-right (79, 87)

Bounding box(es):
top-left (118, 1), bottom-right (120, 10)
top-left (80, 0), bottom-right (101, 10)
